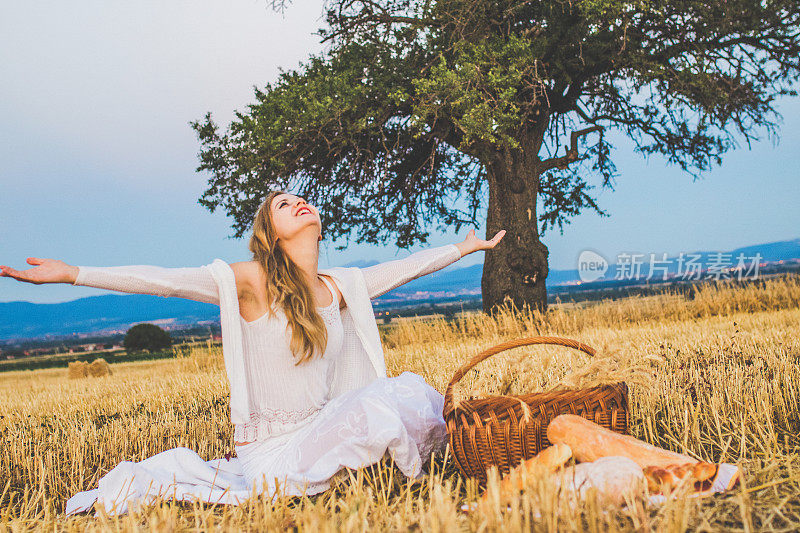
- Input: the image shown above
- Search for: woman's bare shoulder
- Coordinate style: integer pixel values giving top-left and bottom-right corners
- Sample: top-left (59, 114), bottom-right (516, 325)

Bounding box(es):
top-left (229, 261), bottom-right (262, 296)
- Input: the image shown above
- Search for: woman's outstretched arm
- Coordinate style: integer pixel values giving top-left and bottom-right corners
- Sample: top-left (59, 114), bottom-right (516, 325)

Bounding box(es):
top-left (0, 258), bottom-right (220, 305)
top-left (72, 264), bottom-right (220, 305)
top-left (360, 229), bottom-right (506, 300)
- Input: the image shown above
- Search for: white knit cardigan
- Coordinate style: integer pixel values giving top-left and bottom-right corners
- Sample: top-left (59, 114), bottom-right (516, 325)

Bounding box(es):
top-left (208, 259), bottom-right (388, 426)
top-left (73, 244), bottom-right (462, 430)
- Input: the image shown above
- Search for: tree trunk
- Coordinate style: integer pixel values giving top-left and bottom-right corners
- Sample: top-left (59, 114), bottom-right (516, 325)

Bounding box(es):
top-left (482, 137), bottom-right (549, 315)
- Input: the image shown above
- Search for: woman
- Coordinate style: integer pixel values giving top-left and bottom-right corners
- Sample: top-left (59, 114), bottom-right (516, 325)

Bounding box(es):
top-left (1, 190), bottom-right (506, 516)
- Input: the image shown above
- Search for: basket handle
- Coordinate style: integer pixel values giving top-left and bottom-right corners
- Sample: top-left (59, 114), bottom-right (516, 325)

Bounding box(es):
top-left (442, 336), bottom-right (597, 416)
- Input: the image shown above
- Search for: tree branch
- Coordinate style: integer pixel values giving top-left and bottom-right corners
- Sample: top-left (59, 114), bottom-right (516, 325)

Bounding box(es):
top-left (539, 126), bottom-right (603, 171)
top-left (321, 10), bottom-right (441, 44)
top-left (339, 13), bottom-right (440, 27)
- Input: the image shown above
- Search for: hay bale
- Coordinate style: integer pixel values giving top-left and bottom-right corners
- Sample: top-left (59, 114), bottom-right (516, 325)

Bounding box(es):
top-left (68, 361), bottom-right (89, 379)
top-left (87, 358), bottom-right (113, 377)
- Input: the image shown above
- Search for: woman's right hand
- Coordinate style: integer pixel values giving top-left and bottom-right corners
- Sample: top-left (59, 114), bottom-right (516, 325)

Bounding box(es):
top-left (0, 258), bottom-right (79, 285)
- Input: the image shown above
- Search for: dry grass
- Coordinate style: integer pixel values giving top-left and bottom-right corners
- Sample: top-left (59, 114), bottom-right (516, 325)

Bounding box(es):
top-left (1, 274), bottom-right (799, 531)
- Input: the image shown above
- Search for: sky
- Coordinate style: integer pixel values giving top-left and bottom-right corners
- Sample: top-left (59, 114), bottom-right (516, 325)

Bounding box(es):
top-left (1, 1), bottom-right (798, 304)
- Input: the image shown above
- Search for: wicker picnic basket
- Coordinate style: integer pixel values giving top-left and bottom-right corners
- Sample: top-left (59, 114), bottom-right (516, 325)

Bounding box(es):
top-left (442, 336), bottom-right (629, 486)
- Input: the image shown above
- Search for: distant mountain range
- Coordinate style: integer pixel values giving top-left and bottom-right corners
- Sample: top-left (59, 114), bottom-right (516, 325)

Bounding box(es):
top-left (1, 238), bottom-right (798, 342)
top-left (0, 295), bottom-right (220, 342)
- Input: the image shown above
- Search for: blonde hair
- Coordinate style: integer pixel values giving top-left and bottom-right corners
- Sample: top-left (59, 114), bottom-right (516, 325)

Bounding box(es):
top-left (248, 190), bottom-right (328, 365)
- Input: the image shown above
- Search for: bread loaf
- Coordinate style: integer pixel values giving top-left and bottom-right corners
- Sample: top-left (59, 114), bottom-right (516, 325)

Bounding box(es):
top-left (547, 414), bottom-right (697, 468)
top-left (643, 462), bottom-right (718, 493)
top-left (484, 443), bottom-right (572, 500)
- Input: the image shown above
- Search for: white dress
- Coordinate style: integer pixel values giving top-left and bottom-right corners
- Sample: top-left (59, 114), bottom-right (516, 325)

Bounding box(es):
top-left (65, 244), bottom-right (461, 516)
top-left (234, 275), bottom-right (345, 443)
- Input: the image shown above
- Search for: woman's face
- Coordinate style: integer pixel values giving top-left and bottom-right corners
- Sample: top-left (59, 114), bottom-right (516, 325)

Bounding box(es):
top-left (270, 193), bottom-right (321, 244)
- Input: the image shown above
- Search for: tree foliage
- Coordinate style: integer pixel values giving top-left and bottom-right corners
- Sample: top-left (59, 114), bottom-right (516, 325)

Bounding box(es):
top-left (193, 0), bottom-right (798, 245)
top-left (124, 324), bottom-right (172, 354)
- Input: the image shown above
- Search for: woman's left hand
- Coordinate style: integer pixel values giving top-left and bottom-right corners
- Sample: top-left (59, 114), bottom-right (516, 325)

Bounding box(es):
top-left (456, 229), bottom-right (506, 257)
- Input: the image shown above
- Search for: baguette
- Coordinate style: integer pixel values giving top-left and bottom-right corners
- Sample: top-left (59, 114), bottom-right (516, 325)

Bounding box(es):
top-left (547, 414), bottom-right (697, 469)
top-left (483, 443), bottom-right (572, 500)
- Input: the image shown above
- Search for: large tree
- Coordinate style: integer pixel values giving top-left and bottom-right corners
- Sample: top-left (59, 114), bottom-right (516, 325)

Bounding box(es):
top-left (191, 0), bottom-right (800, 313)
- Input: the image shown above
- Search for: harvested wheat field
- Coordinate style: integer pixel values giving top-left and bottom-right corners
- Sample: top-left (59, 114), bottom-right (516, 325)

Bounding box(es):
top-left (2, 274), bottom-right (799, 531)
